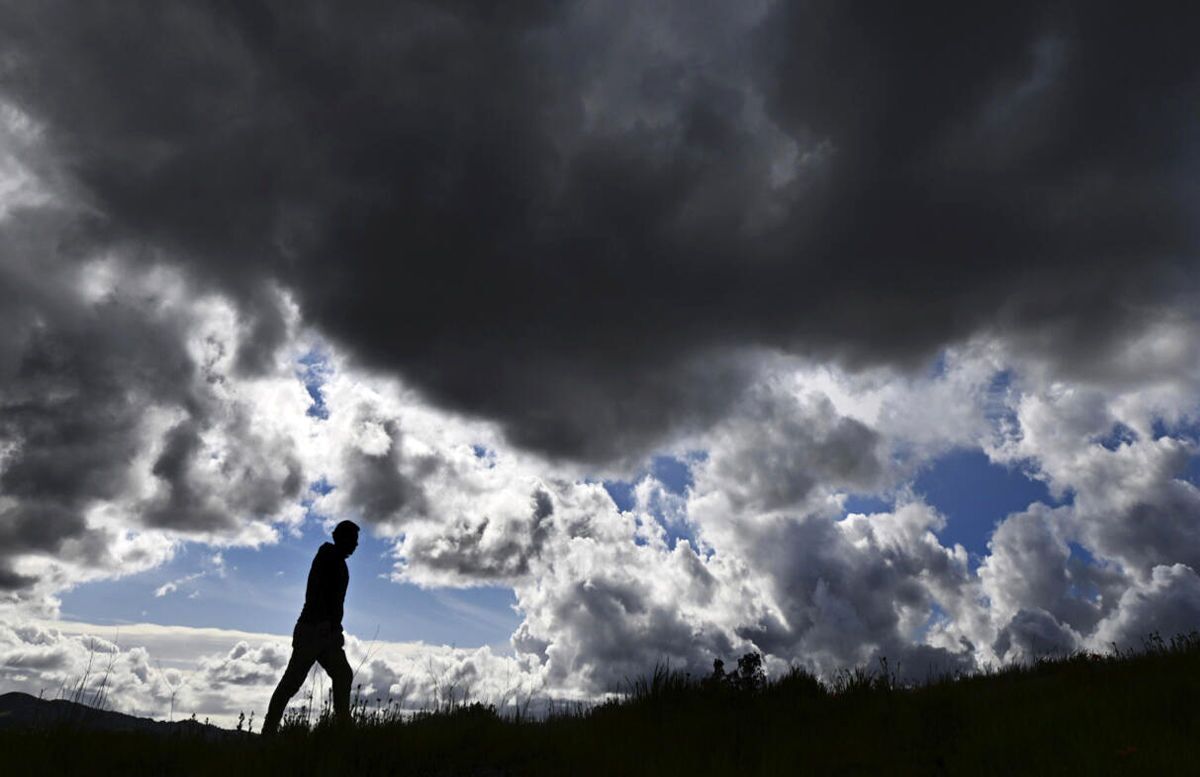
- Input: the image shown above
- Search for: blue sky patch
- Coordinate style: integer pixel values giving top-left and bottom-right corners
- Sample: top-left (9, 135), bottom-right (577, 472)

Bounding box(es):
top-left (843, 493), bottom-right (893, 515)
top-left (650, 454), bottom-right (695, 495)
top-left (1151, 415), bottom-right (1200, 441)
top-left (982, 370), bottom-right (1019, 441)
top-left (927, 350), bottom-right (949, 379)
top-left (1181, 455), bottom-right (1200, 488)
top-left (1096, 422), bottom-right (1138, 451)
top-left (1067, 541), bottom-right (1096, 566)
top-left (602, 454), bottom-right (698, 512)
top-left (601, 480), bottom-right (636, 512)
top-left (297, 349), bottom-right (332, 420)
top-left (601, 454), bottom-right (700, 549)
top-left (471, 444), bottom-right (497, 468)
top-left (914, 448), bottom-right (1059, 557)
top-left (915, 601), bottom-right (950, 641)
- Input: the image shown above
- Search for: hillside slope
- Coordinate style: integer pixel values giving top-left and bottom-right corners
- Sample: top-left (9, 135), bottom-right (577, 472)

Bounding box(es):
top-left (2, 635), bottom-right (1198, 776)
top-left (0, 691), bottom-right (232, 737)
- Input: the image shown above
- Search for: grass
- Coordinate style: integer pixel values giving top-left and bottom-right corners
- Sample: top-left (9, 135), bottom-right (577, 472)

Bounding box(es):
top-left (4, 632), bottom-right (1199, 776)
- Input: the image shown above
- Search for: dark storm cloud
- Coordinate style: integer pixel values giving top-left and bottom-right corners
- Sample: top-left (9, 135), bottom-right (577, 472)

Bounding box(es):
top-left (1, 1), bottom-right (1197, 461)
top-left (757, 1), bottom-right (1200, 359)
top-left (0, 567), bottom-right (37, 591)
top-left (0, 205), bottom-right (305, 592)
top-left (0, 213), bottom-right (186, 588)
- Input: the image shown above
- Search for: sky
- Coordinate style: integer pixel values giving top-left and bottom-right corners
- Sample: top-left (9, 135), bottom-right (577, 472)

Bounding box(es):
top-left (2, 0), bottom-right (1200, 727)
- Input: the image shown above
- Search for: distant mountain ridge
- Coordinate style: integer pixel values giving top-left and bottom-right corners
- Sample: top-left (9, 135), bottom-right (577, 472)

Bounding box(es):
top-left (0, 692), bottom-right (235, 737)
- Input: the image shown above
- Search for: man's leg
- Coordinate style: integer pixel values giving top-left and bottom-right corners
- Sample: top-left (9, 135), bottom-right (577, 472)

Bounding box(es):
top-left (316, 646), bottom-right (353, 726)
top-left (262, 646), bottom-right (318, 735)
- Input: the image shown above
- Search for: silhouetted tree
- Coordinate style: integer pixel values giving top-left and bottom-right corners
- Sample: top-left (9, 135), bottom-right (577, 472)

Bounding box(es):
top-left (734, 652), bottom-right (765, 692)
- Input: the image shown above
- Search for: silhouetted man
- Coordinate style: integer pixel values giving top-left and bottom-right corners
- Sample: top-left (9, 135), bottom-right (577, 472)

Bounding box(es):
top-left (261, 519), bottom-right (360, 735)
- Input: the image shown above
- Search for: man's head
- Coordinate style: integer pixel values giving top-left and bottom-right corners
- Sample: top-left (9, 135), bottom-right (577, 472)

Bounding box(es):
top-left (332, 520), bottom-right (360, 558)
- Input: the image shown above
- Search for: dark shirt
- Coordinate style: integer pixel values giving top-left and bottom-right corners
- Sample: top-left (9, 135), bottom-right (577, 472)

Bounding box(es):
top-left (297, 542), bottom-right (348, 630)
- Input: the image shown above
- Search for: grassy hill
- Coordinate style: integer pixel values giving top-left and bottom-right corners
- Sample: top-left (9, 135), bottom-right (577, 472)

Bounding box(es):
top-left (3, 633), bottom-right (1198, 776)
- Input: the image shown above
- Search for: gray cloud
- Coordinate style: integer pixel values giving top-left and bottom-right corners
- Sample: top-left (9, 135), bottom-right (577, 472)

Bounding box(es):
top-left (398, 488), bottom-right (554, 582)
top-left (722, 504), bottom-right (975, 678)
top-left (1092, 564), bottom-right (1200, 650)
top-left (977, 505), bottom-right (1101, 634)
top-left (342, 419), bottom-right (433, 528)
top-left (200, 640), bottom-right (290, 688)
top-left (697, 390), bottom-right (886, 514)
top-left (511, 535), bottom-right (742, 692)
top-left (1, 1), bottom-right (1194, 462)
top-left (139, 374), bottom-right (306, 536)
top-left (1080, 478), bottom-right (1200, 578)
top-left (993, 608), bottom-right (1080, 661)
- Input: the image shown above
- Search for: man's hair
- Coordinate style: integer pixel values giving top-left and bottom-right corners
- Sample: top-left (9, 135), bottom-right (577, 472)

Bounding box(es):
top-left (332, 520), bottom-right (360, 542)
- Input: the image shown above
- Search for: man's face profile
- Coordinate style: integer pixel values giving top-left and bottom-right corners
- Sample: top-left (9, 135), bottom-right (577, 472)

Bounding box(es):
top-left (337, 531), bottom-right (359, 558)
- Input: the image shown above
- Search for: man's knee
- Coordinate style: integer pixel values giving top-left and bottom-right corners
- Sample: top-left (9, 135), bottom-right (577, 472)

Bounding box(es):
top-left (276, 676), bottom-right (304, 700)
top-left (276, 658), bottom-right (315, 697)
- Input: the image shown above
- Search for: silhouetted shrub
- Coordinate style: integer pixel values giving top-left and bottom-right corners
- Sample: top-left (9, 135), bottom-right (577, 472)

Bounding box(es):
top-left (706, 652), bottom-right (767, 693)
top-left (733, 652), bottom-right (766, 691)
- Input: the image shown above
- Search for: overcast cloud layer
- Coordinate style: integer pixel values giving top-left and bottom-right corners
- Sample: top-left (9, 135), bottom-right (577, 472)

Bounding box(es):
top-left (3, 0), bottom-right (1198, 460)
top-left (2, 0), bottom-right (1200, 721)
